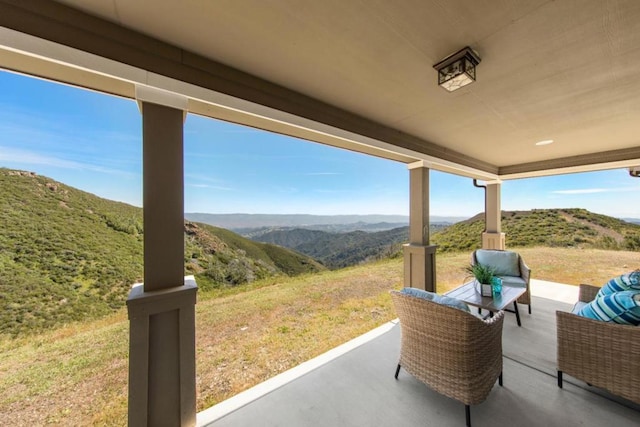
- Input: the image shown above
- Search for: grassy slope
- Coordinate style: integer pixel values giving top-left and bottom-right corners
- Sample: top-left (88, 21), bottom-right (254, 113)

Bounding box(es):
top-left (4, 166), bottom-right (627, 337)
top-left (1, 247), bottom-right (638, 426)
top-left (196, 223), bottom-right (325, 276)
top-left (0, 169), bottom-right (324, 337)
top-left (0, 170), bottom-right (144, 335)
top-left (293, 227), bottom-right (409, 268)
top-left (433, 208), bottom-right (640, 252)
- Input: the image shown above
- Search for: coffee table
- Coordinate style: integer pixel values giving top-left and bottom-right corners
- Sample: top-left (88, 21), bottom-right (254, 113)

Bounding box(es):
top-left (445, 281), bottom-right (526, 326)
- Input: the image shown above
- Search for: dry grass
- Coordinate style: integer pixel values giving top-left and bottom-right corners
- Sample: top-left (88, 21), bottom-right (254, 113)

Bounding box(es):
top-left (433, 247), bottom-right (639, 293)
top-left (0, 313), bottom-right (129, 426)
top-left (0, 248), bottom-right (638, 426)
top-left (194, 258), bottom-right (403, 411)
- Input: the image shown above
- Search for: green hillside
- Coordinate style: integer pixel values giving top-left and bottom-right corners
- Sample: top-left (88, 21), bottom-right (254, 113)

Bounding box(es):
top-left (185, 221), bottom-right (324, 281)
top-left (252, 209), bottom-right (640, 267)
top-left (3, 166), bottom-right (639, 336)
top-left (293, 227), bottom-right (408, 268)
top-left (250, 223), bottom-right (445, 269)
top-left (432, 208), bottom-right (640, 252)
top-left (0, 168), bottom-right (324, 336)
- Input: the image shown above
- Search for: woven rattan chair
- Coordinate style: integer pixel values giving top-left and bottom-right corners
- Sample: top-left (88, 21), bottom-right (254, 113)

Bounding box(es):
top-left (391, 290), bottom-right (504, 427)
top-left (557, 284), bottom-right (640, 404)
top-left (471, 249), bottom-right (532, 314)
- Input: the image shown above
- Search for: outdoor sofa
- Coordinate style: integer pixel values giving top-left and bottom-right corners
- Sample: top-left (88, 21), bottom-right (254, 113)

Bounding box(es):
top-left (557, 282), bottom-right (640, 404)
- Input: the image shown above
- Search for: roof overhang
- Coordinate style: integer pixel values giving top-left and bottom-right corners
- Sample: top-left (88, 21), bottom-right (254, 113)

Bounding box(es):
top-left (1, 0), bottom-right (639, 182)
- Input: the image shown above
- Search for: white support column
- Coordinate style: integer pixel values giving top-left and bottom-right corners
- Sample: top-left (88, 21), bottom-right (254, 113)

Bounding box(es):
top-left (482, 181), bottom-right (505, 250)
top-left (403, 161), bottom-right (437, 292)
top-left (127, 88), bottom-right (197, 427)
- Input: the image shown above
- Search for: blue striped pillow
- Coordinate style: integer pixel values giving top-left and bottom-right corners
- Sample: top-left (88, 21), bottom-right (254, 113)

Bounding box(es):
top-left (577, 291), bottom-right (640, 325)
top-left (597, 270), bottom-right (640, 298)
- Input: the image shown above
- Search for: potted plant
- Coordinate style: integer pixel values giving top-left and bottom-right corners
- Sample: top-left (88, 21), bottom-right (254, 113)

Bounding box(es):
top-left (466, 263), bottom-right (495, 297)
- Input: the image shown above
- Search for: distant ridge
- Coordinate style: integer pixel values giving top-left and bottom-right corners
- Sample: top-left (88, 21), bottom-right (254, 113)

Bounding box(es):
top-left (185, 213), bottom-right (467, 229)
top-left (250, 208), bottom-right (640, 268)
top-left (622, 217), bottom-right (640, 225)
top-left (252, 226), bottom-right (410, 269)
top-left (249, 223), bottom-right (451, 269)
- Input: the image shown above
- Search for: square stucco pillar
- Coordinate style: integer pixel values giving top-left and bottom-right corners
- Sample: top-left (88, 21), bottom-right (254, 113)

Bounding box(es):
top-left (403, 162), bottom-right (437, 291)
top-left (127, 93), bottom-right (197, 427)
top-left (482, 182), bottom-right (505, 250)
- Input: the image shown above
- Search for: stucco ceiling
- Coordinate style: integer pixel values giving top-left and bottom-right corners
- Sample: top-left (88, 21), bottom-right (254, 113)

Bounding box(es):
top-left (2, 0), bottom-right (640, 179)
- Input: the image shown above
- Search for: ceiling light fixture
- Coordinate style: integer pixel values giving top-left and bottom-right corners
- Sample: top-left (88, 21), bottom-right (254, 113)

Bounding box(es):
top-left (433, 46), bottom-right (481, 92)
top-left (535, 139), bottom-right (554, 146)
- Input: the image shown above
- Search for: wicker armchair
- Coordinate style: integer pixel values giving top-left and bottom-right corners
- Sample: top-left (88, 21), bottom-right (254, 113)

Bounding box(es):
top-left (556, 284), bottom-right (640, 404)
top-left (471, 249), bottom-right (532, 314)
top-left (390, 290), bottom-right (504, 427)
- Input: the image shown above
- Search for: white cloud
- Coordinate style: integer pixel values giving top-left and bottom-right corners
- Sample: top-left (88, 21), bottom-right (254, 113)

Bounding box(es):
top-left (188, 183), bottom-right (233, 191)
top-left (553, 188), bottom-right (607, 194)
top-left (0, 146), bottom-right (133, 176)
top-left (184, 173), bottom-right (226, 184)
top-left (552, 187), bottom-right (640, 195)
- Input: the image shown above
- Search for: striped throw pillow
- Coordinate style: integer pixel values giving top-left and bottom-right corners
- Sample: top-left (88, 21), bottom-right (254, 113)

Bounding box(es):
top-left (577, 291), bottom-right (640, 325)
top-left (597, 270), bottom-right (640, 298)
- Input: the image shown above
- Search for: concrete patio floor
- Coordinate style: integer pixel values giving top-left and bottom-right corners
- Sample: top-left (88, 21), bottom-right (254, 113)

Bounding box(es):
top-left (197, 280), bottom-right (639, 426)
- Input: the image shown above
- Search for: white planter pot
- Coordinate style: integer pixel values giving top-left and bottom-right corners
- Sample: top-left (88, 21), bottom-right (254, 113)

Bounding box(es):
top-left (480, 282), bottom-right (493, 297)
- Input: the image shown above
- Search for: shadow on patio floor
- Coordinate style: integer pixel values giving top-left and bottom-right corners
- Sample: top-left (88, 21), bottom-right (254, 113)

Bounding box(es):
top-left (199, 284), bottom-right (639, 427)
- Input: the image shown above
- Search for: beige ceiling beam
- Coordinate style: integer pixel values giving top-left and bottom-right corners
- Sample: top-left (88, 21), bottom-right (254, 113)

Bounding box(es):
top-left (0, 24), bottom-right (500, 180)
top-left (5, 1), bottom-right (634, 181)
top-left (0, 0), bottom-right (498, 179)
top-left (499, 147), bottom-right (640, 180)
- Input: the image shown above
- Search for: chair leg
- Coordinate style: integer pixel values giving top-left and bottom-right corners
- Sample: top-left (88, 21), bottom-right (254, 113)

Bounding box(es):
top-left (394, 364), bottom-right (401, 379)
top-left (528, 304), bottom-right (532, 314)
top-left (465, 405), bottom-right (471, 427)
top-left (499, 371), bottom-right (503, 386)
top-left (557, 371), bottom-right (563, 388)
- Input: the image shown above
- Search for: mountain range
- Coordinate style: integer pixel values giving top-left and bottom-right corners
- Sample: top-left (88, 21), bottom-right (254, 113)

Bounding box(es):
top-left (185, 212), bottom-right (466, 229)
top-left (250, 224), bottom-right (451, 269)
top-left (2, 167), bottom-right (640, 336)
top-left (248, 209), bottom-right (640, 269)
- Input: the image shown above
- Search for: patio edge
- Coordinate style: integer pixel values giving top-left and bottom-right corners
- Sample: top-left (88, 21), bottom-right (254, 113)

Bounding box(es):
top-left (196, 319), bottom-right (399, 426)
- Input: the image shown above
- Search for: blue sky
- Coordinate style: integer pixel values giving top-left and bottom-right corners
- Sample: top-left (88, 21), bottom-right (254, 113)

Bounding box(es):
top-left (1, 70), bottom-right (639, 219)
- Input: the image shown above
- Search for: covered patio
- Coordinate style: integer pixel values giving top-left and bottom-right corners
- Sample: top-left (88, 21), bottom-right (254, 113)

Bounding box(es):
top-left (199, 280), bottom-right (639, 426)
top-left (1, 1), bottom-right (640, 425)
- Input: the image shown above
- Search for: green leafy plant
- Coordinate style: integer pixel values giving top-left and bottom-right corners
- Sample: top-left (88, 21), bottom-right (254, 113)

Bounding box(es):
top-left (465, 263), bottom-right (495, 284)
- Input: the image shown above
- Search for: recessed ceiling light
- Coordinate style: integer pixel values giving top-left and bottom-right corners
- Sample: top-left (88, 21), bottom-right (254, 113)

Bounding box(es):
top-left (535, 139), bottom-right (554, 146)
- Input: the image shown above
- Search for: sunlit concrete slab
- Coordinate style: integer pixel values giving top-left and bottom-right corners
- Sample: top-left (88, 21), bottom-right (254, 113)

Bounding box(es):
top-left (530, 279), bottom-right (578, 305)
top-left (198, 288), bottom-right (638, 427)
